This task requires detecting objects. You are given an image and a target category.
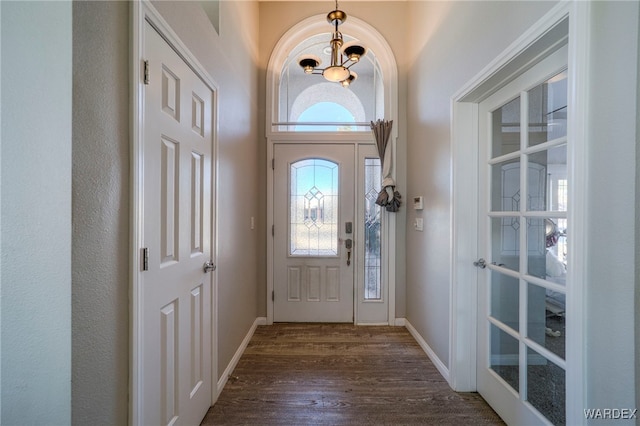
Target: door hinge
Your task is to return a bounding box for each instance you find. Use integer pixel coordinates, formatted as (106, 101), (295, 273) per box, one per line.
(271, 158), (275, 170)
(272, 291), (274, 301)
(143, 60), (150, 85)
(272, 225), (274, 236)
(142, 247), (149, 271)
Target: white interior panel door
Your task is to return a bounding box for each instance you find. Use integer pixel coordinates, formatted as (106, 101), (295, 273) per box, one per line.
(141, 21), (213, 426)
(273, 144), (355, 322)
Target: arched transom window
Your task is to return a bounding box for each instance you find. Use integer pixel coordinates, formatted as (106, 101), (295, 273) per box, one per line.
(277, 33), (384, 132)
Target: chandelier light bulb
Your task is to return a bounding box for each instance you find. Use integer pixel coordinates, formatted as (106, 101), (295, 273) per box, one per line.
(298, 55), (321, 75)
(342, 43), (366, 63)
(323, 66), (350, 82)
(341, 71), (357, 87)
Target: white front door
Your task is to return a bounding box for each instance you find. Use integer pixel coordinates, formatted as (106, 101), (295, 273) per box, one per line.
(476, 45), (568, 425)
(141, 21), (214, 426)
(273, 144), (355, 322)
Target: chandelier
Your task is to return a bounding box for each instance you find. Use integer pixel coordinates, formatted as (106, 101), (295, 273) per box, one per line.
(297, 0), (367, 88)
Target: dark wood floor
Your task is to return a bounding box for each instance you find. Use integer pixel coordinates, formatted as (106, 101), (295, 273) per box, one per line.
(202, 323), (504, 425)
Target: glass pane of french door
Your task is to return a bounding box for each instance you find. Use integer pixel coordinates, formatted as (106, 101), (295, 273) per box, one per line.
(478, 61), (568, 425)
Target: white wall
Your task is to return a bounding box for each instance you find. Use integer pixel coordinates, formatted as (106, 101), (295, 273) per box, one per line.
(585, 1), (638, 413)
(406, 0), (558, 369)
(1, 1), (72, 424)
(636, 1), (640, 412)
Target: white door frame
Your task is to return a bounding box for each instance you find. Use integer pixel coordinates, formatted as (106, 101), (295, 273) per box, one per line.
(450, 2), (589, 424)
(130, 2), (220, 424)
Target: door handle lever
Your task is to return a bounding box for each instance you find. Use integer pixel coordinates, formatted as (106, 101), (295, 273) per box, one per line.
(203, 260), (216, 273)
(473, 258), (487, 269)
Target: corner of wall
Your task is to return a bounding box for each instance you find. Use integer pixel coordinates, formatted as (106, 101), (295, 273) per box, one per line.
(217, 317), (264, 395)
(635, 1), (640, 414)
(404, 320), (450, 386)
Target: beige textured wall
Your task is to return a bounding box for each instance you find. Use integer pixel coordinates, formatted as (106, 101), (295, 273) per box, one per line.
(258, 1), (408, 318)
(72, 2), (130, 424)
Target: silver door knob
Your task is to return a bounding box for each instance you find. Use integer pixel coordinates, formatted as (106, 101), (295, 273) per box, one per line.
(473, 258), (487, 269)
(203, 260), (216, 273)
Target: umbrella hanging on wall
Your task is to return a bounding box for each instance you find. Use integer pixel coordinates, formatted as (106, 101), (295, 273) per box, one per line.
(371, 119), (402, 212)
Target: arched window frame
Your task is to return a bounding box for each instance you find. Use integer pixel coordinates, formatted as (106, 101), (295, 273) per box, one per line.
(266, 13), (398, 138)
(266, 13), (399, 326)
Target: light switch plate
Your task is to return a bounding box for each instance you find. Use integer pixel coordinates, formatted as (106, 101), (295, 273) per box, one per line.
(414, 218), (424, 231)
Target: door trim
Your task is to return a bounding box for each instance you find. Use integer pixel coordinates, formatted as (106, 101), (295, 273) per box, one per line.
(450, 2), (589, 424)
(130, 2), (220, 424)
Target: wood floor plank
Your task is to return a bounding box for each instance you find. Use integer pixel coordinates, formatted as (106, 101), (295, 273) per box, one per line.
(201, 324), (504, 425)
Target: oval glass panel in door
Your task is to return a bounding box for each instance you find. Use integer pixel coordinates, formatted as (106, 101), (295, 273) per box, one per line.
(290, 158), (339, 256)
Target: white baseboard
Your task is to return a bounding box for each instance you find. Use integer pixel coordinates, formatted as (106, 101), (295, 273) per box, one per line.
(404, 320), (451, 384)
(217, 317), (265, 394)
(355, 318), (404, 326)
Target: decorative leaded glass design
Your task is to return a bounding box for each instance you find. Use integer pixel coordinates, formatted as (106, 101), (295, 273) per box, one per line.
(364, 158), (382, 300)
(290, 159), (339, 256)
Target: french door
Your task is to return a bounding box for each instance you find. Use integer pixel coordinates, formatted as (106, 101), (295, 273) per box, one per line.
(273, 144), (355, 322)
(476, 45), (569, 425)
